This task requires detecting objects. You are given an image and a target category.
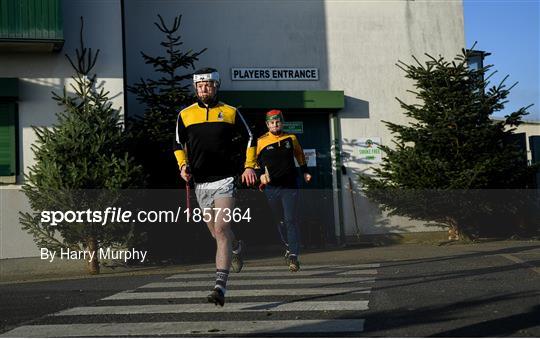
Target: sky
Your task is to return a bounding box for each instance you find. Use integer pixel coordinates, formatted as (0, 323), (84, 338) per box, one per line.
(463, 0), (539, 121)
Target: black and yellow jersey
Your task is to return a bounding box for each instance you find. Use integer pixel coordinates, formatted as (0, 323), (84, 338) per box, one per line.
(174, 99), (256, 183)
(256, 132), (308, 188)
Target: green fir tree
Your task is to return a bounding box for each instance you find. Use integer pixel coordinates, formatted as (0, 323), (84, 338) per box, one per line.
(20, 18), (143, 274)
(360, 48), (536, 240)
(127, 14), (206, 187)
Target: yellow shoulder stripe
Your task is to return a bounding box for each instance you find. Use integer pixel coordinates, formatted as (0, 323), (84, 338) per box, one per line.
(180, 103), (236, 126)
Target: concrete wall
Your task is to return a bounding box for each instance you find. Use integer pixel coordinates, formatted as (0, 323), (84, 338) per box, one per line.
(124, 0), (330, 116)
(326, 1), (465, 236)
(327, 4), (536, 234)
(0, 188), (38, 258)
(123, 0), (464, 237)
(0, 0), (124, 182)
(1, 0), (468, 258)
(0, 0), (124, 259)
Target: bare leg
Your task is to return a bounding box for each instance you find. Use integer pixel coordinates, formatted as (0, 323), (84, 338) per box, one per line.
(206, 218), (216, 239)
(213, 197), (235, 270)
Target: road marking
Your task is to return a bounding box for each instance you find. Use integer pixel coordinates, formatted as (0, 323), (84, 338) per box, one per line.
(104, 287), (371, 300)
(142, 277), (374, 288)
(499, 254), (540, 275)
(2, 262), (380, 337)
(167, 269), (378, 279)
(186, 263), (381, 272)
(55, 300), (369, 316)
(0, 319), (366, 337)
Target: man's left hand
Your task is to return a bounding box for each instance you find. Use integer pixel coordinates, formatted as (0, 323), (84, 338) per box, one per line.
(304, 173), (312, 183)
(242, 168), (257, 186)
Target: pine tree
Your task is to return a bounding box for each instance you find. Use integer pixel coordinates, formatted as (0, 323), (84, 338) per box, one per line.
(360, 48), (536, 240)
(127, 14), (206, 187)
(20, 17), (143, 274)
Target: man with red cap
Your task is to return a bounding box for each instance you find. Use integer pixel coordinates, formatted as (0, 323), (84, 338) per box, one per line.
(256, 109), (311, 271)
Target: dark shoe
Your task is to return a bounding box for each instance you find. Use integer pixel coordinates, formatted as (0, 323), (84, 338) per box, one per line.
(284, 249), (291, 265)
(289, 255), (300, 272)
(207, 288), (225, 307)
(231, 240), (244, 273)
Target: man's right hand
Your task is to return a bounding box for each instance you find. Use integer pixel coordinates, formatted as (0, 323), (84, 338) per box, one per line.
(180, 165), (192, 182)
(258, 174), (269, 191)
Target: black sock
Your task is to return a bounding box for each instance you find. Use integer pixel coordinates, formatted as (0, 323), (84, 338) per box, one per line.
(215, 269), (229, 295)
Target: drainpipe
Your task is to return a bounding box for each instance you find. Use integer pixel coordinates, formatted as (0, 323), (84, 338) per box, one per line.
(120, 0), (128, 121)
(331, 112), (346, 246)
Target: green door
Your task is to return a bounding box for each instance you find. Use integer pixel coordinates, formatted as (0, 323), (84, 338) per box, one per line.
(290, 112), (335, 247)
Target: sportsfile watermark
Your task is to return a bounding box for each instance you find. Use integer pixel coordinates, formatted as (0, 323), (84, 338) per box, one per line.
(40, 206), (252, 225)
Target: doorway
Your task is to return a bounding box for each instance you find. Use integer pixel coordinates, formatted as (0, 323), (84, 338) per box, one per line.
(245, 109), (336, 248)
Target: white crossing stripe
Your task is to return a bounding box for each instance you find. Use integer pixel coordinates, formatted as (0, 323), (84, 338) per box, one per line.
(186, 263), (380, 272)
(55, 300), (369, 316)
(142, 277), (374, 288)
(104, 287), (371, 300)
(167, 269), (378, 279)
(0, 319), (366, 337)
(2, 263), (380, 337)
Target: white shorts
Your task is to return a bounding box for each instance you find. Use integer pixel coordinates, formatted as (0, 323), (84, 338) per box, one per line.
(194, 176), (235, 209)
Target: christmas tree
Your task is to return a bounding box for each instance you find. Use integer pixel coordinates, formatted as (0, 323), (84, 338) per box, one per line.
(127, 14), (206, 187)
(20, 18), (143, 274)
(360, 48), (536, 240)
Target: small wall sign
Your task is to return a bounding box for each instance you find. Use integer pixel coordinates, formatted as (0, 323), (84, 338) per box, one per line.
(231, 68), (319, 81)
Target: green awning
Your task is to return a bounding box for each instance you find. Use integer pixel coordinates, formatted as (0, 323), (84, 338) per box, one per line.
(0, 0), (64, 52)
(220, 91), (344, 110)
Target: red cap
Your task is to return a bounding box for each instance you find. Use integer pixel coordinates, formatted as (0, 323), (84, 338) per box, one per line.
(266, 109), (283, 121)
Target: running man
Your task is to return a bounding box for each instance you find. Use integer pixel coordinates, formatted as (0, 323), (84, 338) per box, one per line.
(256, 109), (311, 272)
(174, 68), (257, 306)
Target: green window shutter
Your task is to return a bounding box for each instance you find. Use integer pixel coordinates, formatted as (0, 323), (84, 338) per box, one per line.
(0, 102), (17, 176)
(0, 0), (64, 52)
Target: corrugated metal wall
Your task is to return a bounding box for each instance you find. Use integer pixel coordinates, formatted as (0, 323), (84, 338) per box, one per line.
(0, 0), (62, 40)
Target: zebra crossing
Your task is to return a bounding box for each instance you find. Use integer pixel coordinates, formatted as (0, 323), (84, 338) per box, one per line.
(1, 263), (380, 337)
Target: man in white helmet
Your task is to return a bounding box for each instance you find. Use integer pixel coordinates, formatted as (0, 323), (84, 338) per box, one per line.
(174, 68), (257, 306)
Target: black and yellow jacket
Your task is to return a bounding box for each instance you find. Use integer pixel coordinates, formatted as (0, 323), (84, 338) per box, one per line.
(256, 132), (309, 188)
(174, 99), (256, 183)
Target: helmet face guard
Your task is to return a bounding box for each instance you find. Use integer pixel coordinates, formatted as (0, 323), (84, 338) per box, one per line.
(193, 70), (220, 87)
(193, 68), (220, 103)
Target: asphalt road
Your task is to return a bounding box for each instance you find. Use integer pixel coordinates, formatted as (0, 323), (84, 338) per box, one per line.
(1, 241), (539, 337)
(363, 244), (540, 337)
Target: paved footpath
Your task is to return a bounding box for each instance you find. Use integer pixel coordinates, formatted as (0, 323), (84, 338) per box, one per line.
(1, 263), (380, 337)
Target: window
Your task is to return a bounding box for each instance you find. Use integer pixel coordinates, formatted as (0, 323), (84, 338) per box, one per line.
(0, 78), (18, 183)
(466, 49), (491, 72)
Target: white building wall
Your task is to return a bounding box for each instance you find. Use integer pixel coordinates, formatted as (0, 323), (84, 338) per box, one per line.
(124, 0), (465, 236)
(0, 0), (124, 258)
(124, 0), (331, 116)
(0, 0), (124, 181)
(1, 0), (468, 258)
(324, 1), (465, 235)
